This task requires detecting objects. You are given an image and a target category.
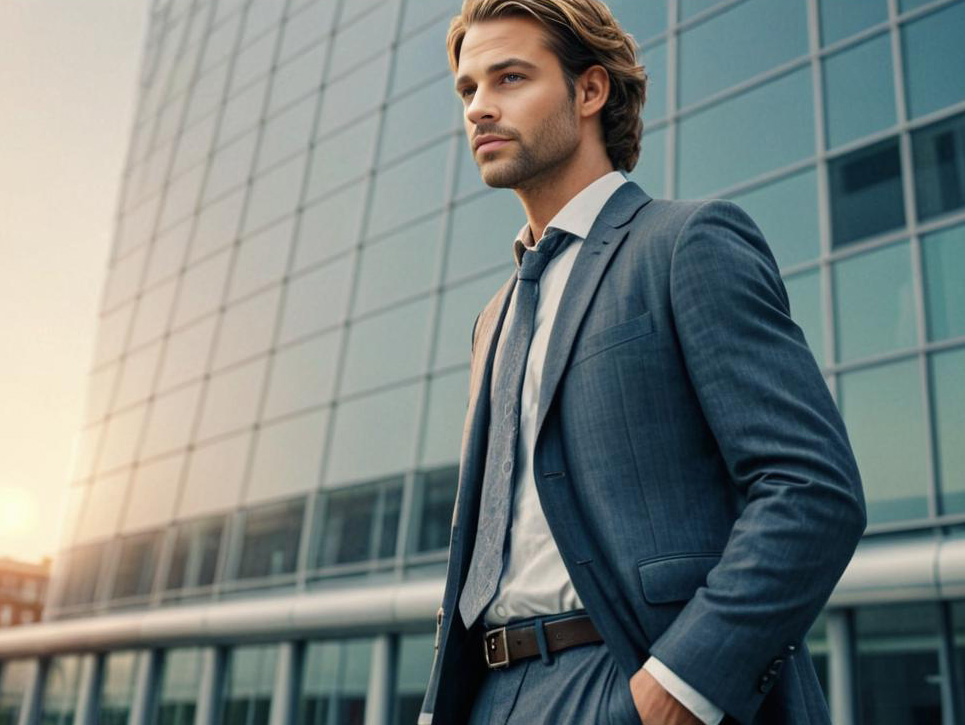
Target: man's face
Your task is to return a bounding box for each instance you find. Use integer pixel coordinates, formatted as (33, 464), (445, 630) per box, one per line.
(454, 17), (580, 189)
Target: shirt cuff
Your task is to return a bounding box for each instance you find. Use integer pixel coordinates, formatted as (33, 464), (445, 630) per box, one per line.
(643, 656), (725, 725)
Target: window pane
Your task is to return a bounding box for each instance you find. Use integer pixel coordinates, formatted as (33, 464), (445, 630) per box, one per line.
(41, 656), (82, 725)
(912, 110), (965, 224)
(444, 192), (524, 284)
(421, 369), (470, 468)
(819, 0), (887, 46)
(298, 640), (371, 725)
(784, 270), (825, 366)
(609, 0), (667, 42)
(0, 660), (36, 725)
(678, 0), (808, 108)
(823, 33), (896, 149)
(391, 15), (449, 99)
(640, 41), (666, 121)
(922, 221), (965, 340)
(368, 140), (450, 239)
(833, 241), (916, 362)
(246, 409), (329, 505)
(394, 634), (434, 725)
(729, 168), (820, 268)
(58, 544), (105, 609)
(855, 603), (942, 724)
(627, 125), (665, 199)
(279, 256), (354, 345)
(828, 137), (905, 248)
(416, 467), (458, 554)
(340, 298), (433, 397)
(434, 267), (512, 371)
(295, 181), (366, 271)
(804, 612), (829, 701)
(838, 358), (930, 524)
(677, 67), (813, 198)
(112, 531), (161, 600)
(315, 478), (402, 569)
(379, 76), (458, 167)
(99, 652), (138, 725)
(220, 646), (277, 725)
(235, 498), (305, 580)
(326, 384), (421, 486)
(931, 347), (965, 514)
(902, 1), (965, 119)
(166, 515), (225, 591)
(264, 330), (342, 420)
(155, 649), (202, 725)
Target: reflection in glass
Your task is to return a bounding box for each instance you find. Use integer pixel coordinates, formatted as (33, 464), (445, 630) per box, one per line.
(58, 544), (105, 609)
(912, 110), (965, 224)
(298, 640), (372, 725)
(901, 1), (965, 119)
(677, 67), (813, 199)
(838, 358), (929, 524)
(166, 515), (225, 592)
(855, 603), (942, 724)
(99, 652), (138, 725)
(235, 498), (305, 580)
(822, 33), (895, 149)
(930, 348), (965, 514)
(828, 137), (905, 247)
(155, 649), (202, 725)
(220, 646), (277, 725)
(678, 0), (807, 108)
(833, 241), (916, 362)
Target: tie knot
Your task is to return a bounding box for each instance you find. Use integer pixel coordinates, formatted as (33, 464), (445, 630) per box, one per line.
(517, 230), (573, 281)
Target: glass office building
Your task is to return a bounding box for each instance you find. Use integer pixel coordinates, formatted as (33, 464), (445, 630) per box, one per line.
(0, 0), (964, 722)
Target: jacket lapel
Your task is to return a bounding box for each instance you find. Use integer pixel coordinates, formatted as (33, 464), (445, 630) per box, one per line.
(534, 182), (653, 447)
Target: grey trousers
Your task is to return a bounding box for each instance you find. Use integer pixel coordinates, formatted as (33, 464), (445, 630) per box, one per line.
(467, 613), (641, 725)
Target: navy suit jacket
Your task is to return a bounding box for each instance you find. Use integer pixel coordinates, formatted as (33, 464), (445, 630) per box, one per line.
(419, 181), (866, 724)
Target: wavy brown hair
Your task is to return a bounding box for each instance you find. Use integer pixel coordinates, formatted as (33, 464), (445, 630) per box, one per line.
(446, 0), (648, 172)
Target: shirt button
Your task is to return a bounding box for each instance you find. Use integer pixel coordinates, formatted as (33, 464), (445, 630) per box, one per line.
(495, 605), (507, 617)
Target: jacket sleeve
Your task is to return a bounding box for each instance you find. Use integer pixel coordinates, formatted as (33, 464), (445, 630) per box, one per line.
(648, 199), (867, 723)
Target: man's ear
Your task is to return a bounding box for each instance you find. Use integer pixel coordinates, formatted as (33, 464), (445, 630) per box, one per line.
(578, 65), (610, 118)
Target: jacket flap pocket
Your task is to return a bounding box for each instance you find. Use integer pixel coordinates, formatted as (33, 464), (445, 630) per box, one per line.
(637, 553), (721, 605)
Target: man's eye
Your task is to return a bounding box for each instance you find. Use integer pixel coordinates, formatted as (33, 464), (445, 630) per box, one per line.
(459, 73), (525, 98)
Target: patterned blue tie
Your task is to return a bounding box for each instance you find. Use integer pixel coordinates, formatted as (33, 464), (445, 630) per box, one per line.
(458, 229), (575, 630)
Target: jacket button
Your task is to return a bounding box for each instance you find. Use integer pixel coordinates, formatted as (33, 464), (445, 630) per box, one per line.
(785, 643), (797, 654)
(768, 658), (784, 675)
(758, 674), (774, 694)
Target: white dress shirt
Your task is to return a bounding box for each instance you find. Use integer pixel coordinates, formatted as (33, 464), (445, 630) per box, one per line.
(480, 170), (724, 725)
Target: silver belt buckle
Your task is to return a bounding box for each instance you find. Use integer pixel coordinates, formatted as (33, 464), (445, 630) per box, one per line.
(484, 626), (510, 669)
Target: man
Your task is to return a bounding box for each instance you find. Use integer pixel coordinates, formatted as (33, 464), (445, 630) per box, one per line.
(419, 1), (866, 723)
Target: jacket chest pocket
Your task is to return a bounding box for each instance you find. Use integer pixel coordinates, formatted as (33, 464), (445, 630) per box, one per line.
(569, 311), (654, 370)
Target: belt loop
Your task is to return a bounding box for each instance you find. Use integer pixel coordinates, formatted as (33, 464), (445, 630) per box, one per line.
(534, 616), (553, 666)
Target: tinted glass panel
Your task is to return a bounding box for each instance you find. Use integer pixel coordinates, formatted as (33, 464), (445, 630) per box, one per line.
(393, 634), (434, 725)
(833, 241), (917, 362)
(421, 369), (470, 468)
(166, 515), (225, 591)
(819, 0), (887, 46)
(220, 646), (277, 725)
(823, 33), (896, 149)
(628, 125), (665, 199)
(368, 140), (450, 239)
(678, 0), (808, 108)
(58, 544), (105, 609)
(828, 137), (905, 247)
(235, 498), (305, 579)
(678, 67), (813, 198)
(902, 1), (965, 119)
(912, 110), (965, 223)
(40, 656), (82, 725)
(609, 0), (667, 42)
(444, 192), (524, 284)
(839, 358), (930, 524)
(931, 347), (965, 514)
(416, 467), (458, 553)
(729, 168), (820, 268)
(0, 660), (36, 725)
(922, 221), (965, 341)
(315, 478), (403, 568)
(155, 649), (202, 725)
(855, 603), (942, 724)
(112, 531), (161, 600)
(784, 270), (825, 366)
(298, 640), (371, 725)
(99, 652), (138, 725)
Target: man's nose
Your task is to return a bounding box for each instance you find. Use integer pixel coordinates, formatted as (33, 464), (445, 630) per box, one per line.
(465, 89), (498, 125)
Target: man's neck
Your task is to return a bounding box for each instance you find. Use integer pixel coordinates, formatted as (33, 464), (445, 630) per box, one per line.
(516, 153), (615, 245)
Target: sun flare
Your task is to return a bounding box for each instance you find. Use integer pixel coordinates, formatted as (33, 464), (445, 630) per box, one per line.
(0, 486), (41, 539)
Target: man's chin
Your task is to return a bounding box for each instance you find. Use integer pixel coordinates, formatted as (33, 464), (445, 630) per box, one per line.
(479, 163), (527, 189)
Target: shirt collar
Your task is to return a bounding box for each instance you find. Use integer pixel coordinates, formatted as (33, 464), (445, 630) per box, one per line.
(512, 170), (628, 268)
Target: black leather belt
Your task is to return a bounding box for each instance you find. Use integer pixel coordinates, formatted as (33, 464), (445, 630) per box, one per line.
(482, 613), (603, 669)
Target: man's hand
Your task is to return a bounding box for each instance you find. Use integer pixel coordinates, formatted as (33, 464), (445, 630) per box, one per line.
(628, 665), (702, 725)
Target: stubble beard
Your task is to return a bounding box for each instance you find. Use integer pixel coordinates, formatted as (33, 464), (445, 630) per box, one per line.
(477, 93), (580, 191)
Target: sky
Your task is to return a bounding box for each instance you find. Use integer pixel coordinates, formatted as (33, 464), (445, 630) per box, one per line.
(0, 1), (149, 562)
